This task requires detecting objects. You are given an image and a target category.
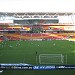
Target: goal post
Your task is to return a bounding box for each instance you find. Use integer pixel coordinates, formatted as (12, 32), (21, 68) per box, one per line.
(39, 54), (64, 64)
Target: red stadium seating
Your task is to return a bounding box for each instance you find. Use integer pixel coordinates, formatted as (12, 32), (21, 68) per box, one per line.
(0, 27), (4, 30)
(3, 32), (75, 41)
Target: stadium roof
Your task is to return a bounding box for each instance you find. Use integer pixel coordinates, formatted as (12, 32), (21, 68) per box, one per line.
(0, 12), (75, 16)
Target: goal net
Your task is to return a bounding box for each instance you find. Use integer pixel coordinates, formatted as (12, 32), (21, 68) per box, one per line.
(39, 54), (64, 64)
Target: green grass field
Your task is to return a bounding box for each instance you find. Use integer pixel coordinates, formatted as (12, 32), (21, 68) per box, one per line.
(0, 40), (75, 75)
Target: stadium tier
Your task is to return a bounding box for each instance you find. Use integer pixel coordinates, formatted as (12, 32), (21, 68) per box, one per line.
(1, 33), (75, 41)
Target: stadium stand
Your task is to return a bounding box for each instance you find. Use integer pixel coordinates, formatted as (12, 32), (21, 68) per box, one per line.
(3, 32), (74, 40)
(0, 27), (3, 31)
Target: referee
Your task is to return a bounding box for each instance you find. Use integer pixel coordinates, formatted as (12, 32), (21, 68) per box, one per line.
(36, 51), (38, 65)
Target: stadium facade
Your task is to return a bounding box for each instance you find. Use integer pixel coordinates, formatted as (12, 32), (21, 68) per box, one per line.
(0, 12), (75, 41)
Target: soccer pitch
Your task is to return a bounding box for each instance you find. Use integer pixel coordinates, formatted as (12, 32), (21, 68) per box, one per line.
(0, 40), (75, 75)
(0, 40), (75, 65)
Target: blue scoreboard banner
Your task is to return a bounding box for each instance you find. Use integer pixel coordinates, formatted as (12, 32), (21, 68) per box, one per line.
(33, 66), (55, 70)
(0, 64), (75, 70)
